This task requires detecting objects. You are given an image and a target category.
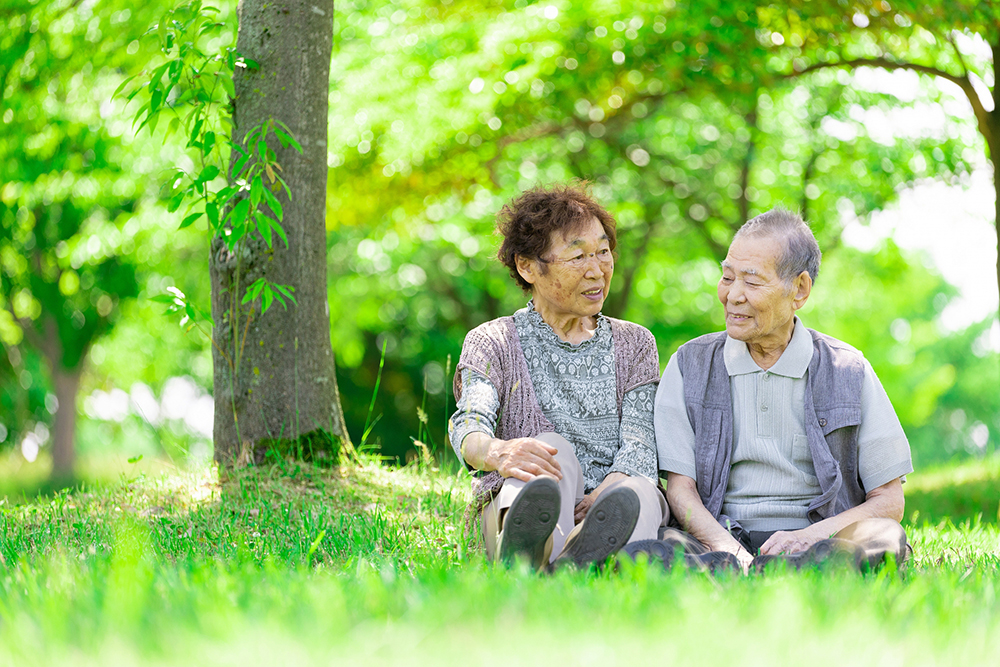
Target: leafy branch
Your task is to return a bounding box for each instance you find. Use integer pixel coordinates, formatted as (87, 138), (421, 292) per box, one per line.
(118, 0), (301, 345)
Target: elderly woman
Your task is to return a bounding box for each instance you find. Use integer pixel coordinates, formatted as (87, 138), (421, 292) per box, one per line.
(450, 184), (669, 569)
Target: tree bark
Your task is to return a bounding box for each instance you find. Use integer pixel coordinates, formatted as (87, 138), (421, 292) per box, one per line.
(211, 0), (350, 464)
(50, 365), (81, 478)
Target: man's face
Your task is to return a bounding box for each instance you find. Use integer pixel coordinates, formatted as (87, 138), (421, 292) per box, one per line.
(717, 234), (803, 350)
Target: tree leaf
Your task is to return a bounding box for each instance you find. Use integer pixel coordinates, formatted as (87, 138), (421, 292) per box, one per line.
(206, 201), (220, 228)
(113, 74), (138, 100)
(274, 121), (302, 152)
(167, 192), (186, 213)
(232, 148), (251, 176)
(203, 131), (216, 155)
(198, 165), (221, 184)
(180, 212), (202, 229)
(270, 217), (289, 248)
(262, 285), (273, 313)
(230, 198), (250, 230)
(263, 187), (283, 221)
(189, 118), (204, 147)
(255, 212), (273, 248)
(250, 176), (263, 207)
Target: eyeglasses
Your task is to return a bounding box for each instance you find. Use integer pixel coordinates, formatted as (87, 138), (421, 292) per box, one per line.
(538, 247), (614, 270)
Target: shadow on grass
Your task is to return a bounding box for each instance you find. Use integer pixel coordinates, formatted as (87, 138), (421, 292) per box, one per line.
(905, 477), (1000, 527)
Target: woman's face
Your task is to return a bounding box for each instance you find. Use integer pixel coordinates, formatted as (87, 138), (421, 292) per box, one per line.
(516, 216), (614, 323)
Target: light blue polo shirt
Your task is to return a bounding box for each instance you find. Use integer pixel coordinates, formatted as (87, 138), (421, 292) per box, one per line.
(655, 318), (913, 532)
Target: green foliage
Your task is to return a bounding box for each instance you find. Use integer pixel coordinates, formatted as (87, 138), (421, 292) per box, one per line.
(120, 0), (300, 327)
(0, 0), (175, 459)
(325, 0), (991, 464)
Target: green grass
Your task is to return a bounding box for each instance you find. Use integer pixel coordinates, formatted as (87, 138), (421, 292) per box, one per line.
(0, 454), (998, 666)
(904, 454), (1000, 526)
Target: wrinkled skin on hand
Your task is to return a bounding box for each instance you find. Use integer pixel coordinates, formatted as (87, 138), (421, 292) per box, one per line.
(734, 547), (754, 574)
(485, 437), (562, 483)
(759, 524), (831, 556)
(573, 492), (596, 524)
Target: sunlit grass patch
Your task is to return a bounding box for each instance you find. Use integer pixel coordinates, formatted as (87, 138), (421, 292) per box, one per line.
(0, 456), (997, 666)
(904, 453), (1000, 526)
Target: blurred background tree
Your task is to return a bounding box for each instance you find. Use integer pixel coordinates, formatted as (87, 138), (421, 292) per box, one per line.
(326, 0), (997, 468)
(0, 0), (995, 483)
(0, 0), (210, 482)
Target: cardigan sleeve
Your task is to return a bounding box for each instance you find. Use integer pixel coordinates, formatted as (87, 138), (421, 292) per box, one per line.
(613, 319), (661, 395)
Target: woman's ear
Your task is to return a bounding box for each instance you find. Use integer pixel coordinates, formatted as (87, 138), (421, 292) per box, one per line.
(515, 254), (537, 286)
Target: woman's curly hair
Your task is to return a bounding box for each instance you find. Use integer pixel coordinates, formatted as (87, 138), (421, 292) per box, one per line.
(495, 182), (617, 292)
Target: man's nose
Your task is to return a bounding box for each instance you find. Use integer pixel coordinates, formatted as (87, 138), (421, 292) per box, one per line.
(728, 282), (746, 303)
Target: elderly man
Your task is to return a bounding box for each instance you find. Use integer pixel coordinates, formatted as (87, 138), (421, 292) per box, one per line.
(650, 209), (912, 572)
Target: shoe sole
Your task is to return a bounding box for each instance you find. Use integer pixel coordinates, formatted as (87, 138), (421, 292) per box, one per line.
(622, 539), (741, 574)
(497, 477), (560, 569)
(752, 538), (865, 573)
(558, 486), (639, 568)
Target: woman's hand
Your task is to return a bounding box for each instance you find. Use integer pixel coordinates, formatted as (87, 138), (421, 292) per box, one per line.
(483, 436), (562, 482)
(573, 493), (596, 523)
(572, 472), (627, 523)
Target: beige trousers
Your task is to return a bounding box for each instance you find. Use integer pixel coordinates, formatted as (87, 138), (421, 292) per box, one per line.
(482, 432), (669, 563)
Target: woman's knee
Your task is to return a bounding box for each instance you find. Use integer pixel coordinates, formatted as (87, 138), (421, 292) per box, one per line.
(533, 432), (578, 464)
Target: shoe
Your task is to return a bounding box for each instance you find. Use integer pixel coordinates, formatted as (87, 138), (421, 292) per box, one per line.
(497, 477), (560, 569)
(751, 538), (866, 573)
(555, 486), (639, 569)
(621, 539), (742, 574)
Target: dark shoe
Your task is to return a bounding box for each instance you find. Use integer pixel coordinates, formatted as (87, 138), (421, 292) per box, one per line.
(622, 539), (741, 574)
(556, 486), (639, 568)
(497, 477), (560, 570)
(751, 538), (866, 574)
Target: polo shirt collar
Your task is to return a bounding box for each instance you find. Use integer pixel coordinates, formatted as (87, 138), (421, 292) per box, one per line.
(723, 317), (813, 378)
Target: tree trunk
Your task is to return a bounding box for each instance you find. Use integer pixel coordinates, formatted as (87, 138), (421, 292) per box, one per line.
(51, 365), (80, 479)
(210, 0), (350, 464)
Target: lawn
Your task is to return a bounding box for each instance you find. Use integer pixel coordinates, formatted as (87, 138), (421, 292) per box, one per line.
(0, 453), (997, 666)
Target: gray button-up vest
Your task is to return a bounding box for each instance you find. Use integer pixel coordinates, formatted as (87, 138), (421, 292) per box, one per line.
(675, 328), (867, 530)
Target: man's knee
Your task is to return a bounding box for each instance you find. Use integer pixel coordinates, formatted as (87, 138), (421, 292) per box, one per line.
(837, 517), (906, 544)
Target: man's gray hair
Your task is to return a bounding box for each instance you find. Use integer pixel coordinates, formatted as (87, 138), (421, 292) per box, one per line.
(734, 208), (821, 284)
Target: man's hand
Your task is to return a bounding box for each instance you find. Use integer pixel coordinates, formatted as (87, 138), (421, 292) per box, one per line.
(733, 546), (754, 574)
(483, 436), (562, 482)
(759, 524), (830, 556)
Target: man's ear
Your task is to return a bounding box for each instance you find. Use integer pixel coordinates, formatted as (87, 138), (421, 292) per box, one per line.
(791, 271), (812, 310)
(515, 254), (537, 286)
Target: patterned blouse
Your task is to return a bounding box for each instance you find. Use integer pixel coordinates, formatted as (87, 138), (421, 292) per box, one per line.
(450, 302), (657, 493)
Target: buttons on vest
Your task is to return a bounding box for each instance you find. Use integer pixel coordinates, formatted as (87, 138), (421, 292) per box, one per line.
(819, 418), (827, 427)
(760, 405), (768, 412)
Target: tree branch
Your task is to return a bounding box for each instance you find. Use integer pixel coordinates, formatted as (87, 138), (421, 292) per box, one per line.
(789, 57), (993, 148)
